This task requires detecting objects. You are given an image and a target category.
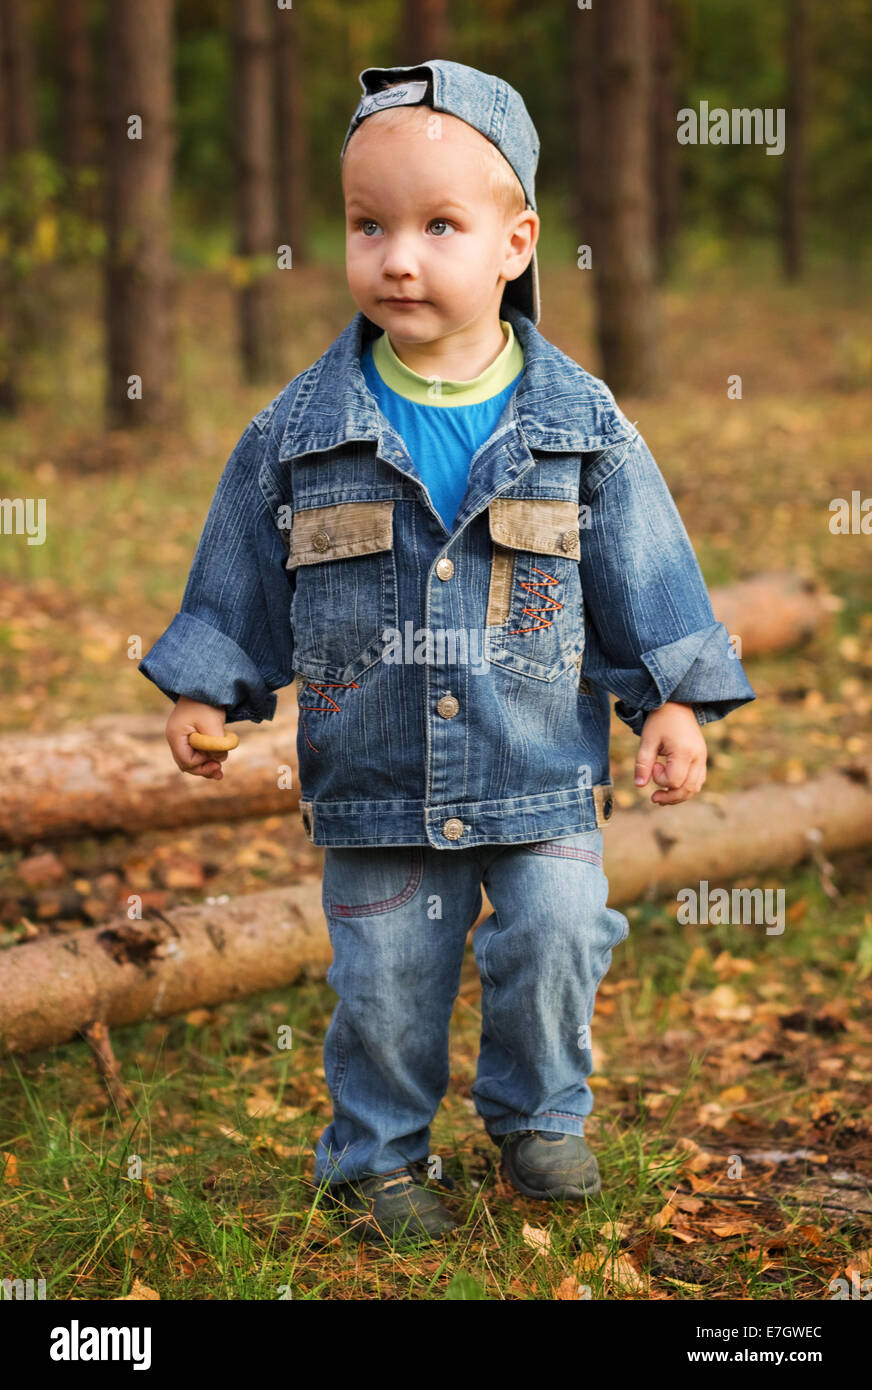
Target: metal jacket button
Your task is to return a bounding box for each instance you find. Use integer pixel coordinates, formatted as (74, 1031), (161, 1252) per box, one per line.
(561, 531), (579, 554)
(437, 693), (459, 718)
(442, 818), (464, 840)
(435, 557), (454, 580)
(311, 530), (331, 551)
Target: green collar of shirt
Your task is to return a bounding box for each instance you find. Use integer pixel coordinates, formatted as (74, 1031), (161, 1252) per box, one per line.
(371, 318), (524, 406)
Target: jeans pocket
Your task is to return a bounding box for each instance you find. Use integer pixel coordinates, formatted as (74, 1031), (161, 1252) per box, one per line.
(522, 828), (604, 866)
(323, 845), (424, 918)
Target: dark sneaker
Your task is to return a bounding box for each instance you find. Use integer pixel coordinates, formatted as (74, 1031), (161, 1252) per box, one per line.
(325, 1164), (457, 1246)
(495, 1130), (602, 1200)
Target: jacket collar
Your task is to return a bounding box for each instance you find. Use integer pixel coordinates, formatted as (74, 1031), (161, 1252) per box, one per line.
(278, 302), (634, 462)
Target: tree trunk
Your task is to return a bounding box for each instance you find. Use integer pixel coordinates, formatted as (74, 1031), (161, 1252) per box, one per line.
(782, 0), (807, 280)
(58, 0), (96, 176)
(650, 0), (680, 282)
(401, 0), (449, 61)
(570, 0), (599, 259)
(104, 0), (176, 427)
(274, 4), (307, 266)
(0, 3), (4, 176)
(0, 0), (36, 153)
(591, 0), (658, 394)
(3, 757), (871, 1053)
(232, 0), (278, 382)
(0, 0), (38, 415)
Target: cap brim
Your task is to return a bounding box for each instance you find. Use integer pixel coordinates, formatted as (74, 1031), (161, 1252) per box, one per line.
(501, 248), (540, 325)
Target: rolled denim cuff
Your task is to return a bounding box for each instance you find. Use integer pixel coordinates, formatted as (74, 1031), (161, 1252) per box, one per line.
(603, 620), (757, 735)
(138, 611), (279, 725)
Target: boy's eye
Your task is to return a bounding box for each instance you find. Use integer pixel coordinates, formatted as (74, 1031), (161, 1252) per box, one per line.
(359, 220), (382, 236)
(428, 219), (454, 237)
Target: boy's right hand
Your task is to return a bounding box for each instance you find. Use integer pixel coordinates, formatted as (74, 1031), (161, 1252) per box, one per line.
(167, 697), (231, 780)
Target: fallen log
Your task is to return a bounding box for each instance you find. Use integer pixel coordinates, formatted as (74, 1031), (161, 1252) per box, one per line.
(0, 880), (329, 1053)
(709, 571), (836, 657)
(0, 710), (300, 846)
(0, 573), (835, 847)
(2, 759), (870, 1054)
(603, 757), (872, 904)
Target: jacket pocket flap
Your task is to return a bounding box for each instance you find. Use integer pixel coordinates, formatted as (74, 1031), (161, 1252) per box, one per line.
(286, 499), (395, 570)
(488, 497), (580, 558)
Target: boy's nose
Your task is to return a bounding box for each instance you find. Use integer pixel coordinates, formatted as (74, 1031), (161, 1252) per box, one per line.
(380, 236), (420, 279)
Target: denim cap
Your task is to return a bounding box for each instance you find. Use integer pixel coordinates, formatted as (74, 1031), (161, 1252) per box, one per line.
(340, 58), (541, 324)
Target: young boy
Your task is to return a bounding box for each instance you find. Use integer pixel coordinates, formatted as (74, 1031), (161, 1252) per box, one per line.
(139, 60), (756, 1247)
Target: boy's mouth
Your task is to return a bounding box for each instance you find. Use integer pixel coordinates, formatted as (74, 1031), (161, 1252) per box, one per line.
(380, 296), (427, 305)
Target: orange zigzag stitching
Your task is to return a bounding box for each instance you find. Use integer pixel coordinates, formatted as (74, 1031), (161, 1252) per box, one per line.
(298, 679), (360, 753)
(508, 565), (563, 633)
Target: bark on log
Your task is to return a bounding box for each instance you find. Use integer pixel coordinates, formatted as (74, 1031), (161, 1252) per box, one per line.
(0, 573), (835, 847)
(709, 571), (835, 657)
(0, 710), (300, 846)
(602, 757), (872, 905)
(1, 879), (329, 1053)
(2, 760), (870, 1054)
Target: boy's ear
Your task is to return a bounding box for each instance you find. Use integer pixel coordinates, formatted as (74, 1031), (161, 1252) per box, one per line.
(522, 209), (540, 252)
(503, 209), (539, 281)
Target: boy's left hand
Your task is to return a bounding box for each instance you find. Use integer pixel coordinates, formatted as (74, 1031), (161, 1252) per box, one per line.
(634, 701), (707, 806)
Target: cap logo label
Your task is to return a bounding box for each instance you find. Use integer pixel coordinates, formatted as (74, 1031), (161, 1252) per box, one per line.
(357, 80), (428, 119)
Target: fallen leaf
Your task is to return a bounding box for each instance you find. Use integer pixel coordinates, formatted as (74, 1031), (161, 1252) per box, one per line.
(674, 1137), (721, 1171)
(115, 1278), (160, 1301)
(598, 1218), (632, 1240)
(522, 1222), (552, 1254)
(607, 1253), (646, 1293)
(696, 1102), (732, 1130)
(671, 1194), (705, 1215)
(709, 1222), (753, 1239)
(719, 1084), (748, 1106)
(554, 1276), (587, 1300)
(245, 1088), (278, 1118)
(185, 1009), (214, 1026)
(845, 1248), (872, 1275)
(649, 1202), (677, 1230)
(712, 952), (755, 979)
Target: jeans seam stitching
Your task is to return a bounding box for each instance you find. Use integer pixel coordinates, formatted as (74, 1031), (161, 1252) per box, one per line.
(325, 847), (424, 916)
(526, 843), (602, 865)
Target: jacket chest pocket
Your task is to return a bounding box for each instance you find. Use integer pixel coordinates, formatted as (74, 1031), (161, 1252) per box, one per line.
(286, 499), (398, 683)
(484, 496), (585, 681)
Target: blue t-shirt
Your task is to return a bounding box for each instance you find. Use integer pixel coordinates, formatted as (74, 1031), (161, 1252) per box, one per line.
(360, 320), (524, 531)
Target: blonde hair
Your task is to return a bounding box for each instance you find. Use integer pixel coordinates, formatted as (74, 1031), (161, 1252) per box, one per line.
(344, 100), (527, 224)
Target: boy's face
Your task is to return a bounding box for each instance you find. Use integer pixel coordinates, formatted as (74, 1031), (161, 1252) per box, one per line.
(342, 111), (537, 346)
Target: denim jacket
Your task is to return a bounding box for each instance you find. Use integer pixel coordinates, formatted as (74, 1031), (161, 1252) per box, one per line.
(138, 302), (756, 849)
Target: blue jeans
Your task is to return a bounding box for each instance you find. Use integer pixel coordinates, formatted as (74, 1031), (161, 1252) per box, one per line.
(313, 829), (629, 1185)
